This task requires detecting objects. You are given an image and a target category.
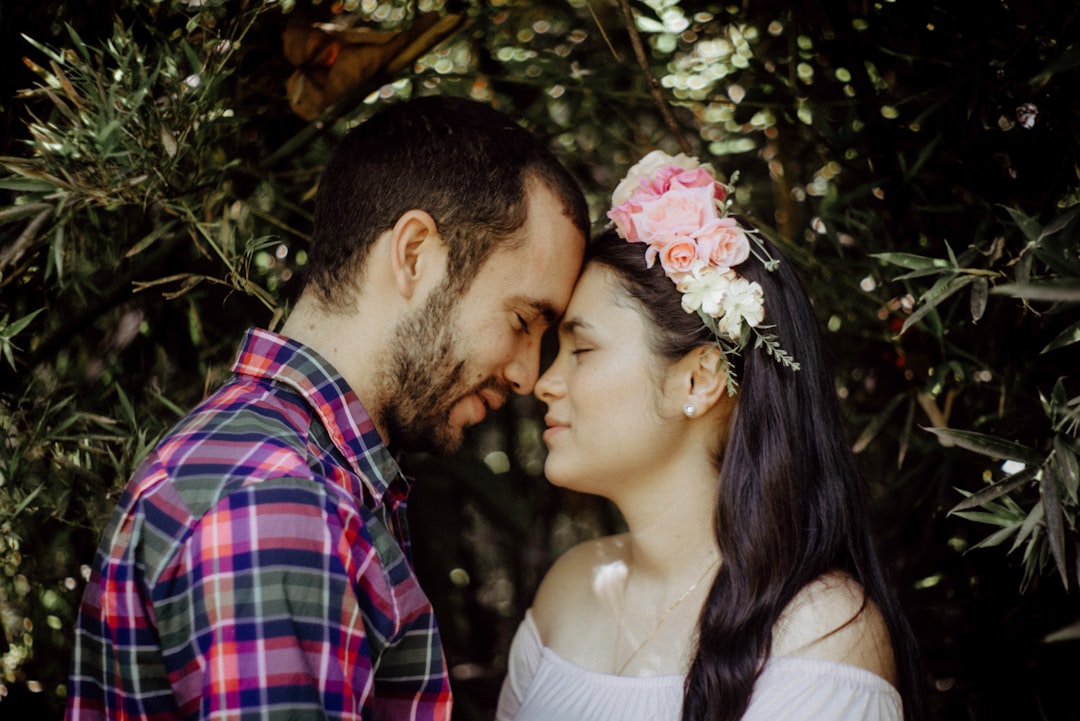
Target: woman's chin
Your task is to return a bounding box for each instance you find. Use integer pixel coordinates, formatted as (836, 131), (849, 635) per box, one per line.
(542, 463), (574, 489)
(542, 464), (605, 498)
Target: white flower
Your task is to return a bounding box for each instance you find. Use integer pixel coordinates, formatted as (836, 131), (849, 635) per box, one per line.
(677, 263), (734, 317)
(611, 150), (701, 207)
(716, 277), (765, 338)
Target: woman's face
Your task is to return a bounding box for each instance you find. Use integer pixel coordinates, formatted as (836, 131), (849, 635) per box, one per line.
(535, 263), (685, 497)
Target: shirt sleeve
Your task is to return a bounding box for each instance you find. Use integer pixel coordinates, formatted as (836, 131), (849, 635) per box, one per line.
(150, 477), (383, 719)
(742, 657), (903, 721)
(496, 610), (544, 721)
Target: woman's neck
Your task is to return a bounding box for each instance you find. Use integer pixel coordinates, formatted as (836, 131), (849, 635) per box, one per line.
(614, 452), (720, 583)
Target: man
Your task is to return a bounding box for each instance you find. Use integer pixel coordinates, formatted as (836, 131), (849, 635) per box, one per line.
(66, 95), (589, 720)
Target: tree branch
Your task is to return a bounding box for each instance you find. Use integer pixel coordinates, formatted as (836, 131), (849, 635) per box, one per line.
(617, 0), (693, 155)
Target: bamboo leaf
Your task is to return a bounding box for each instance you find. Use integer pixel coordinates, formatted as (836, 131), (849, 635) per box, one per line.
(0, 177), (55, 192)
(115, 385), (136, 427)
(944, 239), (959, 268)
(1015, 249), (1033, 285)
(1019, 538), (1046, 593)
(1042, 321), (1080, 354)
(0, 308), (45, 339)
(923, 426), (1043, 464)
(899, 275), (977, 335)
(125, 221), (175, 258)
(970, 522), (1022, 550)
(852, 393), (907, 453)
(49, 223), (65, 280)
(10, 485), (46, 517)
(889, 266), (954, 282)
(1052, 378), (1068, 411)
(870, 252), (951, 271)
(951, 509), (1020, 527)
(160, 126), (178, 159)
(1043, 619), (1080, 644)
(1032, 246), (1080, 278)
(907, 135), (941, 179)
(898, 397), (916, 469)
(1032, 42), (1080, 83)
(1040, 379), (1068, 421)
(1057, 434), (1080, 457)
(1038, 206), (1079, 241)
(1010, 501), (1044, 554)
(1002, 205), (1043, 243)
(992, 281), (1080, 302)
(949, 466), (1040, 513)
(970, 276), (988, 322)
(921, 272), (970, 303)
(19, 33), (66, 65)
(0, 206), (53, 271)
(1053, 435), (1079, 503)
(151, 391), (187, 419)
(1042, 460), (1069, 590)
(64, 22), (91, 61)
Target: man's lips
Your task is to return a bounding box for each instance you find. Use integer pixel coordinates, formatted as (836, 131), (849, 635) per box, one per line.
(478, 389), (507, 412)
(458, 388), (509, 427)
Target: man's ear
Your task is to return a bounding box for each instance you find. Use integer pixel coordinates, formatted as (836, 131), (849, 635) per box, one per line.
(677, 345), (731, 417)
(389, 209), (447, 299)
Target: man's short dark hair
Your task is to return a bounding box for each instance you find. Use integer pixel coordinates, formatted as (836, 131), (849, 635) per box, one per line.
(307, 95), (590, 306)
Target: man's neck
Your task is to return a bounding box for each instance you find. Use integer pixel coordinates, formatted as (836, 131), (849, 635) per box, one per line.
(279, 292), (392, 439)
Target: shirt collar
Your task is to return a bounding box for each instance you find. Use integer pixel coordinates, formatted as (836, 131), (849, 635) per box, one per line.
(232, 327), (405, 502)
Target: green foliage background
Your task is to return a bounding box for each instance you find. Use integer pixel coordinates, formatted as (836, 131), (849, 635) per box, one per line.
(1, 1), (1078, 719)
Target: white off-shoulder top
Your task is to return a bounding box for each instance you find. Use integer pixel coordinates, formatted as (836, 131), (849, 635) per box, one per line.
(497, 611), (903, 721)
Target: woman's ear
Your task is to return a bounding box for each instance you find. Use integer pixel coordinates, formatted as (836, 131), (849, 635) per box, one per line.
(389, 209), (448, 299)
(677, 345), (731, 418)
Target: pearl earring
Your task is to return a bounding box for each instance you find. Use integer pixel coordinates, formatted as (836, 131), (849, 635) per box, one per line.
(684, 404), (696, 418)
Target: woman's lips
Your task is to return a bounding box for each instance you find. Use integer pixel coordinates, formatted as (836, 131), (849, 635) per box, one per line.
(542, 417), (567, 442)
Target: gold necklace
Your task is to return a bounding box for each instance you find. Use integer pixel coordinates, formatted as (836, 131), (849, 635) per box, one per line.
(612, 556), (720, 675)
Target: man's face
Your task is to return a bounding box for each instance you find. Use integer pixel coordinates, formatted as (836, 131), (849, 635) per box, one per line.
(379, 181), (586, 454)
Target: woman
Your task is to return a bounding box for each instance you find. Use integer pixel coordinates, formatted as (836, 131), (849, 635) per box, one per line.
(496, 152), (922, 721)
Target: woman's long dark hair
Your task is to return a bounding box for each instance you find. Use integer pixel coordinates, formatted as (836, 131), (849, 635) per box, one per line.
(587, 228), (923, 721)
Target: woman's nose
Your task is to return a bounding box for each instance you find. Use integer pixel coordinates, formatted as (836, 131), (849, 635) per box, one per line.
(534, 354), (566, 402)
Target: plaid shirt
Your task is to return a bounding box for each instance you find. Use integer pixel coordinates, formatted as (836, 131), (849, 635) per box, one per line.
(67, 328), (452, 721)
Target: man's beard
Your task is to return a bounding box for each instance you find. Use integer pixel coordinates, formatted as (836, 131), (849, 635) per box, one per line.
(377, 281), (510, 454)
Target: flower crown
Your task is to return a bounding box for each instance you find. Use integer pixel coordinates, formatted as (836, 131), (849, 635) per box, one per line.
(607, 150), (799, 394)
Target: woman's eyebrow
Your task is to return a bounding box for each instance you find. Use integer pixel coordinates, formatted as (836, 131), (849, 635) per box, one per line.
(560, 317), (593, 335)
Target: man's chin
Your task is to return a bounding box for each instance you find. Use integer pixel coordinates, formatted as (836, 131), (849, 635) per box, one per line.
(393, 422), (464, 456)
(423, 427), (465, 455)
(384, 400), (475, 455)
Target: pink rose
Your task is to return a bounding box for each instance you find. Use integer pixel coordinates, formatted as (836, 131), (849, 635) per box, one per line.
(607, 200), (645, 244)
(695, 217), (750, 269)
(667, 167), (728, 202)
(611, 151), (701, 206)
(636, 167), (728, 204)
(647, 235), (699, 277)
(638, 167), (677, 198)
(634, 185), (718, 240)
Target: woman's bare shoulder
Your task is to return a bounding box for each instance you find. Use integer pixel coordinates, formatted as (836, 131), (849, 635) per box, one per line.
(531, 534), (628, 639)
(771, 571), (897, 685)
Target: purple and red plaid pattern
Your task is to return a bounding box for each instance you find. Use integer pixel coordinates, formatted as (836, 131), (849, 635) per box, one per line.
(67, 328), (452, 721)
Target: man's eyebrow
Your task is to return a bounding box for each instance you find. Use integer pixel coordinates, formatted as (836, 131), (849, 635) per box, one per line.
(519, 297), (558, 325)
